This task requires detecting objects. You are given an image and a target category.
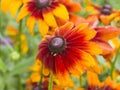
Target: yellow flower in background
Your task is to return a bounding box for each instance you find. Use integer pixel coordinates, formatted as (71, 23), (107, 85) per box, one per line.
(6, 25), (28, 54)
(17, 0), (81, 36)
(1, 0), (28, 17)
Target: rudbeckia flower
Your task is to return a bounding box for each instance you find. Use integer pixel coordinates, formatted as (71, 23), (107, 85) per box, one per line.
(1, 0), (27, 17)
(76, 71), (120, 90)
(70, 14), (120, 56)
(36, 22), (102, 83)
(17, 0), (81, 36)
(84, 0), (120, 25)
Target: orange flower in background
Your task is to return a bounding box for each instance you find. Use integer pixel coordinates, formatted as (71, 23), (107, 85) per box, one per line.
(17, 0), (81, 36)
(84, 0), (120, 25)
(77, 71), (120, 90)
(36, 22), (102, 85)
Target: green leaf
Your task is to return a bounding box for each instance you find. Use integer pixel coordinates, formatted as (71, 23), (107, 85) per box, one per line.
(0, 58), (6, 73)
(108, 0), (120, 10)
(9, 57), (34, 76)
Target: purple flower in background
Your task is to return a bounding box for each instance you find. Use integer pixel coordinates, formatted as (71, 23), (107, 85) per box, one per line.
(0, 37), (13, 46)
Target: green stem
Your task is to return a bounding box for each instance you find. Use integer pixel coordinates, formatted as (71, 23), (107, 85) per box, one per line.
(39, 64), (43, 84)
(48, 72), (53, 90)
(110, 46), (120, 79)
(79, 76), (82, 87)
(18, 20), (23, 53)
(18, 20), (23, 90)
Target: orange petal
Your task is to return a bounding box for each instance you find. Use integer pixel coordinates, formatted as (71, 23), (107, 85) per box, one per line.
(65, 1), (82, 12)
(95, 26), (120, 40)
(80, 41), (102, 55)
(55, 22), (74, 36)
(87, 71), (101, 87)
(17, 4), (29, 22)
(38, 19), (49, 36)
(95, 41), (114, 55)
(86, 15), (99, 28)
(53, 4), (69, 20)
(26, 16), (36, 35)
(6, 26), (18, 35)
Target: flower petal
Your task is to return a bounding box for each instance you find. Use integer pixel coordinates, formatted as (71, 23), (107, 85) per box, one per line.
(42, 10), (57, 27)
(38, 19), (49, 36)
(17, 4), (29, 22)
(9, 0), (22, 17)
(95, 26), (120, 40)
(53, 4), (69, 20)
(26, 16), (36, 35)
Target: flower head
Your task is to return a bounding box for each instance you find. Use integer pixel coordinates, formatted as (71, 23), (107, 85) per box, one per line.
(17, 0), (81, 36)
(36, 22), (102, 81)
(84, 0), (120, 25)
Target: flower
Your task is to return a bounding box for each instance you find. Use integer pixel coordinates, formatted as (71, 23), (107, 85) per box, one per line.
(77, 72), (120, 90)
(36, 22), (102, 83)
(17, 0), (81, 36)
(76, 71), (120, 90)
(70, 14), (120, 56)
(84, 0), (120, 25)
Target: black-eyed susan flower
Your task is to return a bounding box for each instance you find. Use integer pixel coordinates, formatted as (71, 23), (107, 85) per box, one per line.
(76, 71), (120, 90)
(70, 15), (120, 57)
(17, 0), (81, 36)
(84, 0), (120, 25)
(36, 22), (102, 84)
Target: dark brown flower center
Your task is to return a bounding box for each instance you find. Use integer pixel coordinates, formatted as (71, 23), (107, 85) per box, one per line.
(103, 4), (112, 10)
(48, 36), (66, 55)
(101, 4), (112, 15)
(36, 0), (50, 9)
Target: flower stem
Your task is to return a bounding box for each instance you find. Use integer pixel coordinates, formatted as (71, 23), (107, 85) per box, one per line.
(79, 76), (82, 87)
(39, 64), (43, 84)
(48, 72), (53, 90)
(18, 20), (23, 53)
(110, 46), (120, 79)
(18, 20), (23, 90)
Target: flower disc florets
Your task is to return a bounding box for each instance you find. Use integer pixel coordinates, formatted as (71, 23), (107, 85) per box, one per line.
(36, 0), (50, 9)
(48, 36), (66, 55)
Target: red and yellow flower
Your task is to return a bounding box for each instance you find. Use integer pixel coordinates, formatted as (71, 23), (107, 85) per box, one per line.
(70, 14), (120, 58)
(84, 0), (120, 25)
(36, 22), (102, 84)
(17, 0), (81, 36)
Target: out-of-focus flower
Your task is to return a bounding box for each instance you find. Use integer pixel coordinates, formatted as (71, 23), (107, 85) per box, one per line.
(76, 71), (120, 90)
(84, 0), (120, 25)
(17, 0), (81, 36)
(6, 25), (28, 54)
(0, 0), (27, 17)
(0, 37), (13, 46)
(36, 22), (102, 85)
